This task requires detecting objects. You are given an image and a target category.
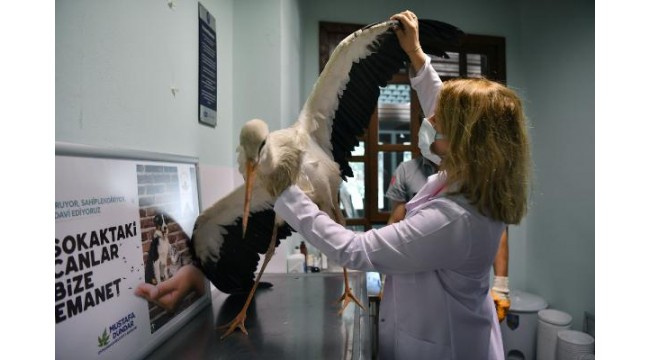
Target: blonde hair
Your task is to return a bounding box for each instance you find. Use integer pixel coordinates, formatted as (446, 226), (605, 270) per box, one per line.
(436, 78), (530, 224)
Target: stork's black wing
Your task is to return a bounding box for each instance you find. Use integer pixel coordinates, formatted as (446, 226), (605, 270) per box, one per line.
(190, 184), (293, 294)
(297, 19), (464, 179)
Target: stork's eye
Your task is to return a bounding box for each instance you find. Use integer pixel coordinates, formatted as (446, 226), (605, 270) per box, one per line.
(257, 138), (267, 156)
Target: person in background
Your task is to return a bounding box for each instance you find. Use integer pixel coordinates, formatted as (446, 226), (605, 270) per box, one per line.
(386, 116), (511, 322)
(492, 230), (510, 321)
(267, 10), (531, 359)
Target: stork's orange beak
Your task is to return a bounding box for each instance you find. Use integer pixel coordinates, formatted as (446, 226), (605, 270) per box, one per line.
(243, 160), (257, 238)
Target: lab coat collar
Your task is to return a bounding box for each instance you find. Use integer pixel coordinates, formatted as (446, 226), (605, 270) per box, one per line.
(405, 171), (448, 215)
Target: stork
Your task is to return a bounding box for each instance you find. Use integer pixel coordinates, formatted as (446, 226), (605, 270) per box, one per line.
(191, 17), (464, 339)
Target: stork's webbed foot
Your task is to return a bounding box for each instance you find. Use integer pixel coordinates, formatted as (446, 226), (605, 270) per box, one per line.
(217, 311), (249, 339)
(336, 286), (366, 315)
(336, 267), (366, 314)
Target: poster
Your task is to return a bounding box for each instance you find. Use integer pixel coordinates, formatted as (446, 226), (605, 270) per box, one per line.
(198, 2), (217, 127)
(55, 144), (209, 360)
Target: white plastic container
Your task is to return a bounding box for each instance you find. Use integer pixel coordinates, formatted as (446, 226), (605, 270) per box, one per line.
(556, 330), (594, 360)
(501, 290), (548, 359)
(287, 247), (305, 273)
(537, 309), (573, 360)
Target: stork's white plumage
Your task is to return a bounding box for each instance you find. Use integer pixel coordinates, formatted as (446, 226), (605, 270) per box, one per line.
(190, 18), (464, 339)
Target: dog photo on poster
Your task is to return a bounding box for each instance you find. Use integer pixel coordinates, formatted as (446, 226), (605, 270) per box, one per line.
(137, 163), (201, 333)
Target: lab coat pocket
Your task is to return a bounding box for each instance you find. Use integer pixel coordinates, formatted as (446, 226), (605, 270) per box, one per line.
(396, 329), (451, 359)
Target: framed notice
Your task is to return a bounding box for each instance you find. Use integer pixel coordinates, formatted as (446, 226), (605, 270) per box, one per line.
(55, 142), (210, 360)
(198, 2), (217, 127)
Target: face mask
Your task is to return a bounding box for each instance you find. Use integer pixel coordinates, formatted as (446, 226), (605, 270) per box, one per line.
(418, 118), (441, 165)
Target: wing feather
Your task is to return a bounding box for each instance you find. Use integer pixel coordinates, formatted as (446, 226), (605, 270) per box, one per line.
(190, 183), (293, 294)
(297, 18), (463, 179)
(297, 21), (395, 154)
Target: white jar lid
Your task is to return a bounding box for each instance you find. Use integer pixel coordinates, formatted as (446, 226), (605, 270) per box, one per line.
(538, 309), (573, 326)
(557, 329), (595, 345)
(509, 290), (548, 313)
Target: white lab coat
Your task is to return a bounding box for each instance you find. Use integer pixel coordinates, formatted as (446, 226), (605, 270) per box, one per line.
(410, 55), (443, 118)
(273, 57), (505, 360)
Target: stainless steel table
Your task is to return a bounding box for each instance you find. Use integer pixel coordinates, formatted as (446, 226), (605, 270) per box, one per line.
(144, 272), (371, 359)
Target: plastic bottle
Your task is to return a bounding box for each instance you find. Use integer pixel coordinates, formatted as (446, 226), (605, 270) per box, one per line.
(299, 241), (308, 272)
(287, 246), (305, 273)
(308, 254), (320, 273)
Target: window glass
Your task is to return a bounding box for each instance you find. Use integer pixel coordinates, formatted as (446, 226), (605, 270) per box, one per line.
(340, 162), (365, 218)
(351, 141), (365, 156)
(378, 151), (412, 213)
(467, 53), (487, 78)
(429, 52), (460, 77)
(345, 225), (366, 232)
(378, 84), (411, 145)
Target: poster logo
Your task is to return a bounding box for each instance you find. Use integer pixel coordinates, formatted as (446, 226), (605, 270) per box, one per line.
(97, 329), (110, 347)
(97, 312), (137, 355)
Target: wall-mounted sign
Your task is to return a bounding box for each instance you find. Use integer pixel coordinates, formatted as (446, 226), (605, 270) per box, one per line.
(198, 2), (217, 127)
(55, 143), (210, 360)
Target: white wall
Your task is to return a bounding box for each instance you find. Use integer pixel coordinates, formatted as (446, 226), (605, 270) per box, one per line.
(56, 0), (235, 169)
(520, 0), (595, 328)
(231, 0), (303, 273)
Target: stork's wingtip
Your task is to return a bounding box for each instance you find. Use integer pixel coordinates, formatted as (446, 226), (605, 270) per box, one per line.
(361, 19), (401, 32)
(386, 19), (401, 29)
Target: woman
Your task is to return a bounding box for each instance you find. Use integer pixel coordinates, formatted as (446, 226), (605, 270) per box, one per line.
(269, 11), (530, 359)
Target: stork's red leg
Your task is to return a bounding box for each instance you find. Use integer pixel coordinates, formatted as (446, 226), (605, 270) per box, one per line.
(330, 203), (365, 315)
(336, 267), (366, 315)
(217, 220), (279, 339)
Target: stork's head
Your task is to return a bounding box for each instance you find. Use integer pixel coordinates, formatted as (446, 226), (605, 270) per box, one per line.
(239, 119), (269, 166)
(238, 119), (269, 236)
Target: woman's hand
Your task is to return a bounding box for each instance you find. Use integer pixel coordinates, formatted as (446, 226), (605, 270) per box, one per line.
(135, 264), (206, 312)
(391, 10), (427, 73)
(391, 10), (420, 52)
